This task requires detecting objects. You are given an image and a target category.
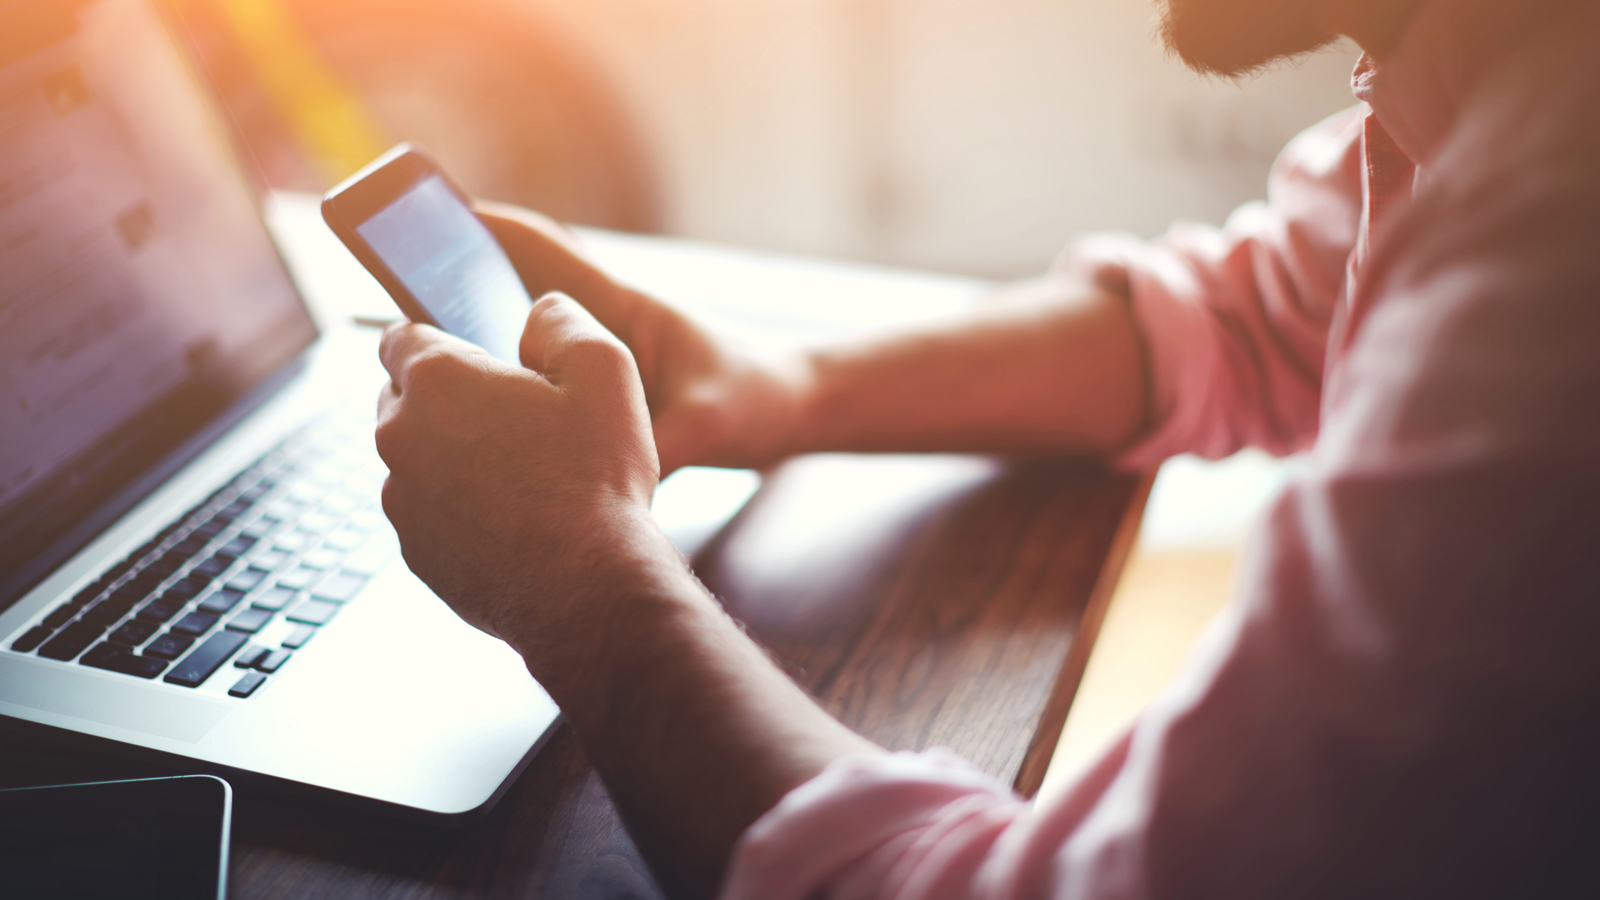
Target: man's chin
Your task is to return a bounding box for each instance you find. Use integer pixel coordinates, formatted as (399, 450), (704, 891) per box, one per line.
(1158, 0), (1334, 78)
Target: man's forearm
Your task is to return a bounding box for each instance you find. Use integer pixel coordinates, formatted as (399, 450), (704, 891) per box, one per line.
(790, 276), (1147, 458)
(507, 522), (880, 899)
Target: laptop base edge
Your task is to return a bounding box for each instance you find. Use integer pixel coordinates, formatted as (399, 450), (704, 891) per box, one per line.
(0, 711), (561, 829)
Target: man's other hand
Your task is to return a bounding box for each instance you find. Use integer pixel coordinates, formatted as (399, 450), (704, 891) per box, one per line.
(374, 294), (676, 660)
(477, 202), (812, 475)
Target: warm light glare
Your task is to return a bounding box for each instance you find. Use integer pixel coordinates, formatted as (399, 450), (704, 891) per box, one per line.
(211, 0), (387, 183)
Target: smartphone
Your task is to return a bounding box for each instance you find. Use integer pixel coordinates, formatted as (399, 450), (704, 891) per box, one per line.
(322, 144), (534, 364)
(0, 775), (232, 899)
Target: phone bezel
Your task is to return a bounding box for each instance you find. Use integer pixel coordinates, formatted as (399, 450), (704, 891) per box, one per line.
(320, 143), (477, 329)
(0, 774), (232, 900)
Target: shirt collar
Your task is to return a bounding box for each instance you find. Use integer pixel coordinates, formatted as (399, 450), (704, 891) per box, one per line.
(1349, 0), (1563, 166)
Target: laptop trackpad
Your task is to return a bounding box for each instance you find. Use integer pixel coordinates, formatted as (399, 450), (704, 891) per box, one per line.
(0, 654), (230, 744)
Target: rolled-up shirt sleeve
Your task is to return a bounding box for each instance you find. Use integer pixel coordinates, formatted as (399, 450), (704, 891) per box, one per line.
(1063, 105), (1366, 469)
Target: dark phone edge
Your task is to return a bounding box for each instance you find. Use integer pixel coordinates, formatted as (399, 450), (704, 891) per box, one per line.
(321, 144), (463, 331)
(0, 711), (559, 829)
(0, 773), (232, 900)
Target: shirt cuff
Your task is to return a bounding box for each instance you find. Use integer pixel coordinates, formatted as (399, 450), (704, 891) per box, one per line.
(720, 749), (1019, 900)
(1056, 232), (1225, 471)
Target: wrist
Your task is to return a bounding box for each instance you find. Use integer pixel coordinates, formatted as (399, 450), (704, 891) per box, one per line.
(497, 513), (707, 707)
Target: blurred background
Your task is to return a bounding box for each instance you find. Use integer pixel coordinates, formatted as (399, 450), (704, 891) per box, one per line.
(174, 0), (1361, 279)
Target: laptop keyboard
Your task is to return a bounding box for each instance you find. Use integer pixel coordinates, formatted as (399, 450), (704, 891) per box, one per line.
(7, 411), (396, 698)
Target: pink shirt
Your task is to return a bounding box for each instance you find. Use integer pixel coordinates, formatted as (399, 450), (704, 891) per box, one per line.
(722, 1), (1600, 897)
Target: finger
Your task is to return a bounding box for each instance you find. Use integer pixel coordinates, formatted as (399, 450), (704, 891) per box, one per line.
(519, 292), (636, 388)
(373, 382), (403, 471)
(477, 203), (642, 340)
(376, 378), (398, 418)
(378, 321), (485, 384)
(475, 201), (597, 294)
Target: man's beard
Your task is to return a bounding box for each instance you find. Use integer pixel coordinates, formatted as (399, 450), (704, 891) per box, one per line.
(1158, 0), (1336, 78)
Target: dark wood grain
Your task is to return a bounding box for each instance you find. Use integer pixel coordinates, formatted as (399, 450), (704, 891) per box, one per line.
(0, 453), (1140, 899)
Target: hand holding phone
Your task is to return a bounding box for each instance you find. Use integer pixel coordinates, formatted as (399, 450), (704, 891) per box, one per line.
(322, 145), (534, 364)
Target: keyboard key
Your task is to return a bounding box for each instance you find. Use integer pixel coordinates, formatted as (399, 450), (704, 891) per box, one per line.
(37, 620), (108, 661)
(263, 497), (300, 522)
(277, 567), (320, 590)
(234, 644), (269, 668)
(194, 556), (231, 578)
(81, 597), (135, 627)
(10, 626), (51, 653)
(296, 512), (338, 534)
(280, 623), (316, 649)
(220, 536), (257, 557)
(256, 649), (291, 673)
(273, 533), (311, 553)
(229, 671), (267, 698)
(286, 599), (339, 626)
(226, 568), (268, 593)
(287, 482), (327, 505)
(70, 581), (108, 607)
(300, 548), (341, 570)
(123, 573), (162, 597)
(198, 589), (246, 614)
(164, 631), (249, 687)
(312, 572), (367, 603)
(166, 576), (208, 599)
(322, 529), (365, 551)
(252, 549), (291, 572)
(107, 582), (151, 606)
(144, 632), (195, 660)
(173, 537), (207, 557)
(172, 611), (220, 635)
(251, 587), (297, 612)
(108, 619), (159, 646)
(80, 643), (168, 679)
(135, 594), (187, 622)
(41, 603), (77, 630)
(226, 607), (273, 633)
(242, 517), (277, 539)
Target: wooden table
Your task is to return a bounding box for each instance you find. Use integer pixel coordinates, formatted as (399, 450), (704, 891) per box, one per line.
(1, 451), (1144, 899)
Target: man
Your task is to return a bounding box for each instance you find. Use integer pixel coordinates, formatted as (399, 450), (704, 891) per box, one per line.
(373, 0), (1600, 895)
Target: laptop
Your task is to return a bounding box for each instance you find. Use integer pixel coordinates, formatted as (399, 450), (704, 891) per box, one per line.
(0, 0), (564, 824)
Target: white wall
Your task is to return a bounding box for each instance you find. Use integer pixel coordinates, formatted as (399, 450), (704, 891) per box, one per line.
(534, 0), (1361, 277)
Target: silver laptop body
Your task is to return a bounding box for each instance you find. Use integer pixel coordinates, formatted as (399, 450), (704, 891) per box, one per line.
(0, 0), (558, 823)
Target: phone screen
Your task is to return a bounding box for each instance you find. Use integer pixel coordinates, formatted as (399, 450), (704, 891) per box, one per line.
(354, 173), (533, 364)
(0, 775), (231, 899)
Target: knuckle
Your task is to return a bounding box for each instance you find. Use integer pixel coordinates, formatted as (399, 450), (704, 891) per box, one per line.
(404, 348), (464, 389)
(373, 416), (403, 465)
(567, 333), (628, 363)
(379, 476), (405, 525)
(530, 292), (570, 322)
(567, 336), (637, 382)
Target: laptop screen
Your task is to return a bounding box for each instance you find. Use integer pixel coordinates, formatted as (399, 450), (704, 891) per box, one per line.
(0, 0), (317, 606)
